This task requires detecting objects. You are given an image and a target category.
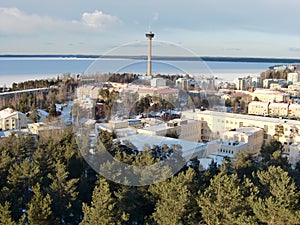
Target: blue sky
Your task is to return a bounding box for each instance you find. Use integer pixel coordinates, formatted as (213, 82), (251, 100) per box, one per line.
(0, 0), (300, 57)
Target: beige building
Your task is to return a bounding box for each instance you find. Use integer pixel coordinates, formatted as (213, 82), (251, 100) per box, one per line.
(137, 119), (201, 142)
(221, 127), (264, 152)
(0, 108), (27, 130)
(268, 103), (289, 117)
(250, 89), (290, 102)
(248, 101), (269, 115)
(288, 104), (300, 118)
(248, 102), (300, 118)
(28, 122), (63, 136)
(137, 87), (179, 100)
(182, 109), (300, 144)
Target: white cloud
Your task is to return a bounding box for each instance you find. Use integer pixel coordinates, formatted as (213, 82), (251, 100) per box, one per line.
(81, 10), (120, 29)
(0, 7), (60, 35)
(0, 7), (121, 35)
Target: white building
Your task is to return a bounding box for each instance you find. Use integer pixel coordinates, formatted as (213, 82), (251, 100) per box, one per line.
(288, 104), (300, 118)
(182, 109), (300, 144)
(176, 78), (191, 90)
(221, 127), (264, 152)
(251, 76), (263, 88)
(0, 108), (27, 130)
(137, 119), (201, 142)
(263, 79), (278, 89)
(199, 139), (249, 170)
(118, 133), (206, 160)
(151, 78), (167, 87)
(289, 143), (300, 168)
(234, 78), (246, 90)
(206, 139), (248, 157)
(287, 72), (300, 84)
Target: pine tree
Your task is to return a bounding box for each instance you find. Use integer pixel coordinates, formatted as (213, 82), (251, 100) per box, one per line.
(48, 161), (78, 223)
(48, 102), (57, 117)
(198, 167), (257, 225)
(27, 183), (53, 225)
(150, 168), (200, 225)
(7, 158), (39, 192)
(0, 202), (16, 225)
(0, 147), (13, 191)
(114, 185), (149, 224)
(80, 178), (123, 225)
(252, 166), (300, 225)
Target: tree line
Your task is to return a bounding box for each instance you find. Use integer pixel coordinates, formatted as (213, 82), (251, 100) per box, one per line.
(0, 128), (300, 224)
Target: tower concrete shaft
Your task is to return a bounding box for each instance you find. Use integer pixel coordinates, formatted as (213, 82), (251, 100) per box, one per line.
(145, 31), (154, 76)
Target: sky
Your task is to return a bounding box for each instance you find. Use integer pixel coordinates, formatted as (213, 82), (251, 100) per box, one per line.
(0, 0), (300, 58)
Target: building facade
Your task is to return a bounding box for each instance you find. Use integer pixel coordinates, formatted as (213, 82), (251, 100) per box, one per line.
(0, 108), (27, 130)
(182, 109), (300, 144)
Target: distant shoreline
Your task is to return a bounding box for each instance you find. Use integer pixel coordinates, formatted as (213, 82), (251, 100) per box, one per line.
(1, 55), (300, 64)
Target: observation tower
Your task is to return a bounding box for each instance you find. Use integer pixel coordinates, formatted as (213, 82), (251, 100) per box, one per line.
(145, 31), (155, 76)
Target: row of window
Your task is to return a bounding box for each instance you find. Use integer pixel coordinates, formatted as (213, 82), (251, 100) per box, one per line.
(219, 148), (234, 154)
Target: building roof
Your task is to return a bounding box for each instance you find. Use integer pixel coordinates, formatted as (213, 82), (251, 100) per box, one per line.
(185, 109), (300, 126)
(252, 89), (289, 96)
(249, 101), (270, 106)
(118, 134), (206, 159)
(0, 108), (26, 119)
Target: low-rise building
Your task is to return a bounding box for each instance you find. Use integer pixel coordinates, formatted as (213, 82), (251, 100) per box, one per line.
(248, 101), (269, 115)
(28, 122), (63, 136)
(221, 127), (264, 152)
(288, 104), (300, 118)
(182, 109), (300, 144)
(287, 72), (300, 84)
(250, 89), (290, 102)
(151, 78), (167, 87)
(118, 133), (206, 160)
(137, 119), (201, 142)
(0, 108), (27, 130)
(268, 103), (289, 117)
(206, 139), (248, 157)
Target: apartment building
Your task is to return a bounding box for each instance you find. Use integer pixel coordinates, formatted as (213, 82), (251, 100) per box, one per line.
(250, 89), (290, 102)
(0, 108), (27, 130)
(182, 109), (300, 144)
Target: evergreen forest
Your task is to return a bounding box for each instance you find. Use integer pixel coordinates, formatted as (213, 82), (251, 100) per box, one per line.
(1, 129), (300, 225)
